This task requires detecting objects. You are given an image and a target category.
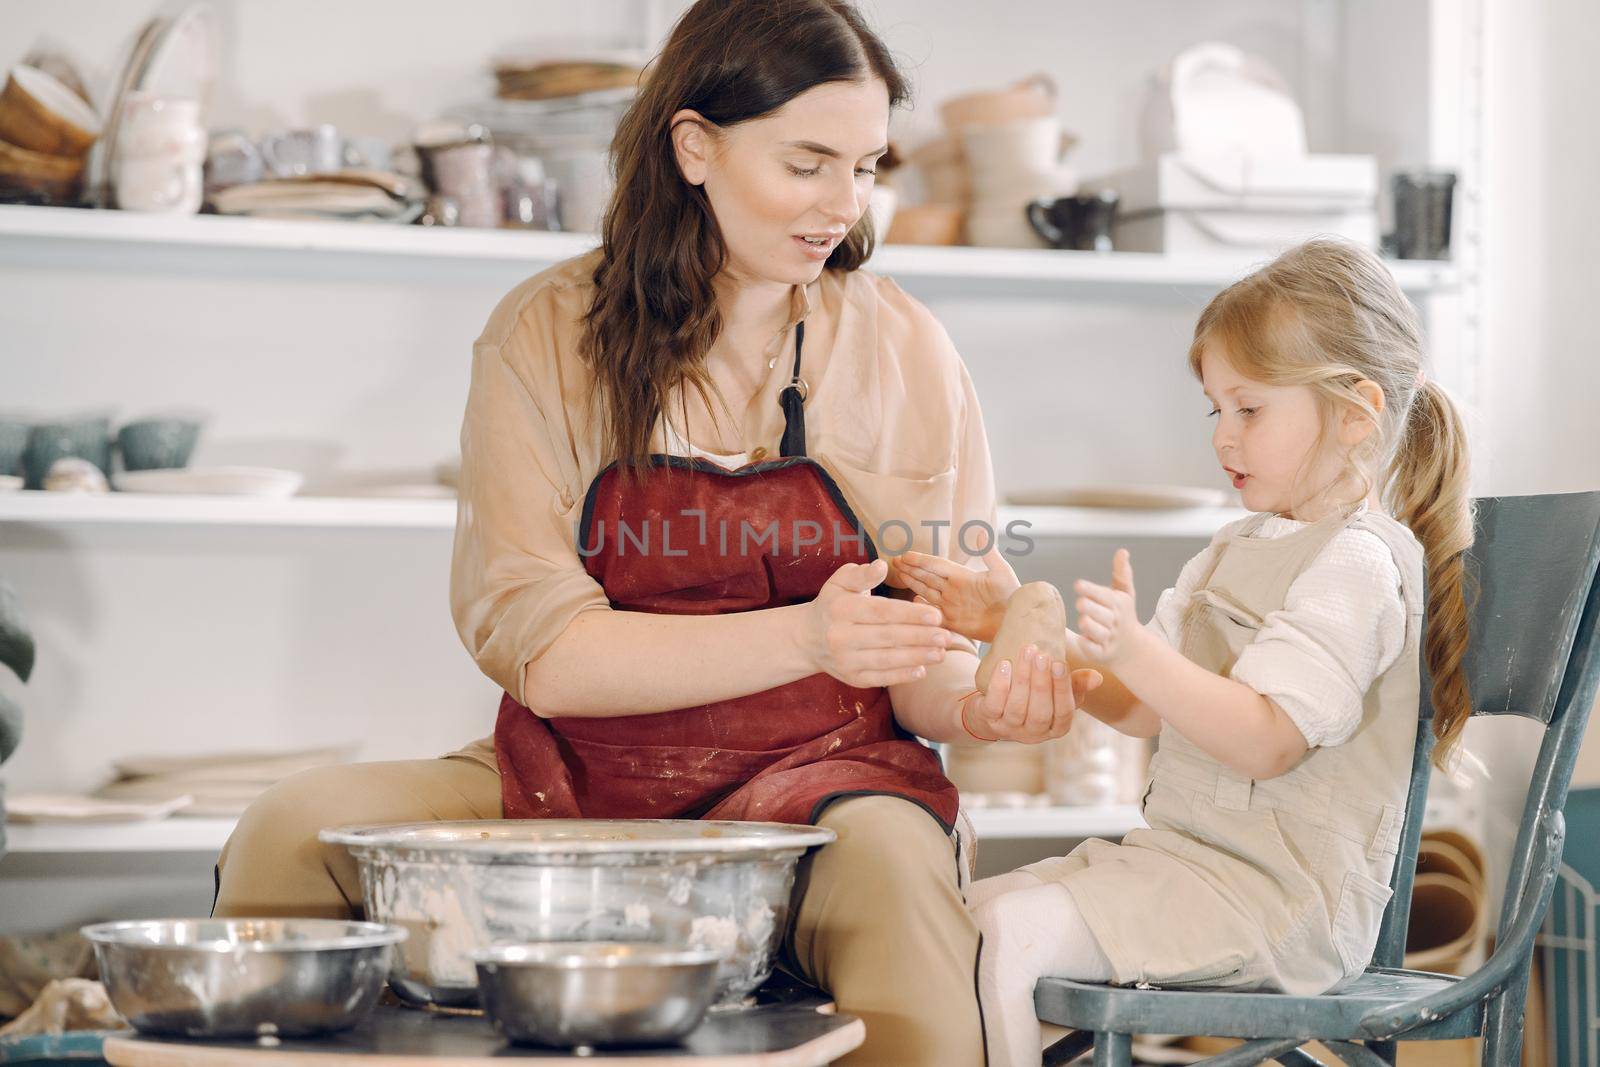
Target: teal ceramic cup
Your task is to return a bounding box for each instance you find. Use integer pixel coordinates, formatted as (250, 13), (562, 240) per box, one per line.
(116, 418), (201, 472)
(22, 417), (113, 489)
(0, 420), (27, 478)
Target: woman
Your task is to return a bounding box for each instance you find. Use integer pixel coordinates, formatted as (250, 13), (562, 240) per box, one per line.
(214, 1), (1093, 1061)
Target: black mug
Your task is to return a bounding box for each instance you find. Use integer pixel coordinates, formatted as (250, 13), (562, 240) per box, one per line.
(1389, 170), (1455, 260)
(1026, 191), (1119, 252)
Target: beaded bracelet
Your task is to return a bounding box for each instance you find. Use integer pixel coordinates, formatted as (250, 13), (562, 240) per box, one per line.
(958, 691), (996, 742)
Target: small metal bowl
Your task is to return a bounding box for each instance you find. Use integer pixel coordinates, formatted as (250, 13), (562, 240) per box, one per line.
(473, 942), (723, 1049)
(81, 918), (405, 1039)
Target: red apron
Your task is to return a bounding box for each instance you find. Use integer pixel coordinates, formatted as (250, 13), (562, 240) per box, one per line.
(493, 321), (958, 831)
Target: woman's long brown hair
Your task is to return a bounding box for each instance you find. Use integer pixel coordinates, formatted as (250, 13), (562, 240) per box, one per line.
(582, 0), (909, 477)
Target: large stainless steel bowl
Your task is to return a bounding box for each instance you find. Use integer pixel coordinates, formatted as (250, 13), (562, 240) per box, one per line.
(473, 942), (721, 1048)
(319, 820), (835, 1009)
(81, 918), (405, 1038)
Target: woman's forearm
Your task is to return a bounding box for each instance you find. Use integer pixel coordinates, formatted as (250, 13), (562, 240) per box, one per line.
(522, 604), (816, 718)
(889, 649), (982, 745)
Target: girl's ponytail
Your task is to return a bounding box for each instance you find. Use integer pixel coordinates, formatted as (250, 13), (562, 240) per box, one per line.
(1387, 379), (1474, 769)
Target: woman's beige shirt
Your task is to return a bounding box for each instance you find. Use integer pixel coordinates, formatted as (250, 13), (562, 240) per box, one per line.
(450, 251), (998, 708)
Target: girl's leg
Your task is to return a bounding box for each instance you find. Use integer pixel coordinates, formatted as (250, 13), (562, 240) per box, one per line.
(967, 869), (1050, 911)
(213, 755), (501, 918)
(788, 795), (983, 1067)
(972, 881), (1115, 1067)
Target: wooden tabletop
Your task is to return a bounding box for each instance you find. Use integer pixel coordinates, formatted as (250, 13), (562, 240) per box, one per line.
(102, 1002), (865, 1067)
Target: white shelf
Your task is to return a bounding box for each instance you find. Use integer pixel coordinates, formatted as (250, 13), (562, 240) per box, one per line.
(2, 807), (1138, 854)
(5, 817), (239, 854)
(0, 491), (456, 528)
(966, 804), (1144, 840)
(0, 205), (1458, 295)
(1003, 505), (1246, 540)
(2, 795), (1474, 855)
(0, 491), (1244, 540)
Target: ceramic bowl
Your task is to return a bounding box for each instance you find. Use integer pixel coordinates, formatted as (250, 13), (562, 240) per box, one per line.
(473, 942), (721, 1048)
(0, 65), (101, 157)
(116, 417), (200, 471)
(0, 419), (28, 477)
(22, 417), (111, 489)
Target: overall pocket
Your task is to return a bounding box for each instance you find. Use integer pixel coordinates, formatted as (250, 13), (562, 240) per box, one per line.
(1331, 869), (1394, 976)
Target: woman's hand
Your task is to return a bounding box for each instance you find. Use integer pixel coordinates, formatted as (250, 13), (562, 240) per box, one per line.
(890, 544), (1021, 645)
(1068, 549), (1154, 670)
(961, 643), (1102, 744)
(800, 559), (951, 688)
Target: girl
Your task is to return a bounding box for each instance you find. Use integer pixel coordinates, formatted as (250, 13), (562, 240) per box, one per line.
(894, 238), (1474, 1065)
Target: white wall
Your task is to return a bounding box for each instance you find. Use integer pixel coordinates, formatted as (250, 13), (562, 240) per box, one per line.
(6, 0), (1595, 932)
(1479, 0), (1600, 495)
(1466, 0), (1600, 909)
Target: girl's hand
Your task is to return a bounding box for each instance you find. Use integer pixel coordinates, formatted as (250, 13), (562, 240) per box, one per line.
(1069, 549), (1154, 669)
(961, 643), (1102, 744)
(890, 544), (1021, 644)
(801, 559), (951, 688)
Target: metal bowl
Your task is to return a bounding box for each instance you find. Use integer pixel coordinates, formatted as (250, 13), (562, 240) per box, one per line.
(81, 918), (405, 1038)
(473, 942), (721, 1048)
(320, 819), (835, 1009)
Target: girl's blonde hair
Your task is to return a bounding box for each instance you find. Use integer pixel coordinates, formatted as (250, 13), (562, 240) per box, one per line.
(1187, 238), (1473, 770)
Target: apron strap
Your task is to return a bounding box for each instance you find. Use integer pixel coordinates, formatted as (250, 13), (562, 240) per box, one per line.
(778, 320), (808, 459)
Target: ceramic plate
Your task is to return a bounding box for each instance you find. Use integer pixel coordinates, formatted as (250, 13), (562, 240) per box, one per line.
(1006, 484), (1233, 509)
(90, 14), (165, 201)
(135, 2), (220, 113)
(112, 466), (303, 497)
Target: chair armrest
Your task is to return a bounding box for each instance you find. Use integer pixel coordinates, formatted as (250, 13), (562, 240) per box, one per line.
(1359, 809), (1565, 1038)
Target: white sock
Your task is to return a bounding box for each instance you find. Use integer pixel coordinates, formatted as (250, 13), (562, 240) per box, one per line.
(973, 882), (1115, 1067)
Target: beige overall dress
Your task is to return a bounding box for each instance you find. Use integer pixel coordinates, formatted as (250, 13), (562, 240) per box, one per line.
(1024, 510), (1424, 995)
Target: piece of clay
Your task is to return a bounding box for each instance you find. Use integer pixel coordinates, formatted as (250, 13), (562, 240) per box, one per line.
(975, 581), (1068, 691)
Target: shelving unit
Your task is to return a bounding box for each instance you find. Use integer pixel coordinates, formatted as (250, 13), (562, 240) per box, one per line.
(0, 491), (1246, 540)
(0, 204), (1459, 296)
(0, 1), (1487, 914)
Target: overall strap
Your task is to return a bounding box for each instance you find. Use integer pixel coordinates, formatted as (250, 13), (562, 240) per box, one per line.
(778, 320), (809, 459)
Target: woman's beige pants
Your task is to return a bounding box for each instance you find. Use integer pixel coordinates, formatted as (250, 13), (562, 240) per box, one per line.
(213, 756), (984, 1066)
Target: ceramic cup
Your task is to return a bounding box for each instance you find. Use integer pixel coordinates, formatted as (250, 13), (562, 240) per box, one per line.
(1390, 169), (1456, 260)
(960, 117), (1071, 192)
(0, 418), (28, 477)
(419, 140), (499, 228)
(115, 92), (205, 213)
(341, 135), (392, 172)
(261, 125), (342, 178)
(204, 129), (264, 192)
(116, 417), (201, 471)
(22, 416), (111, 489)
